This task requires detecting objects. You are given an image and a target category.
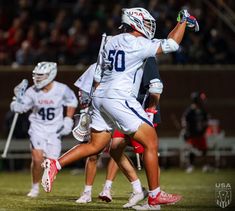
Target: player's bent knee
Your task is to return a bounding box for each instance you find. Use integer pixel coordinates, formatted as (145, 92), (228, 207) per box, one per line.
(144, 139), (158, 150)
(88, 155), (98, 163)
(111, 138), (126, 151)
(88, 142), (104, 155)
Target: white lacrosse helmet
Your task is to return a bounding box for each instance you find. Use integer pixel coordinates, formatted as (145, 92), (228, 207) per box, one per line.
(120, 7), (156, 39)
(32, 62), (57, 89)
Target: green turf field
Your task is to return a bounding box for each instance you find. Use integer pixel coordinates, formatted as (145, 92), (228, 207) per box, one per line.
(0, 168), (234, 211)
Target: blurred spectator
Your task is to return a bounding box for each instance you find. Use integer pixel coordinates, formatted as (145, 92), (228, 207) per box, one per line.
(206, 29), (230, 64)
(0, 29), (10, 65)
(66, 19), (89, 64)
(34, 40), (54, 63)
(0, 0), (234, 66)
(37, 21), (50, 40)
(26, 26), (40, 50)
(15, 40), (36, 65)
(181, 91), (209, 173)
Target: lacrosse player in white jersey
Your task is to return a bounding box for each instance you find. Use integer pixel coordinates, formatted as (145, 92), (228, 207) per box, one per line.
(42, 8), (199, 210)
(10, 62), (78, 198)
(74, 58), (165, 208)
(74, 62), (148, 206)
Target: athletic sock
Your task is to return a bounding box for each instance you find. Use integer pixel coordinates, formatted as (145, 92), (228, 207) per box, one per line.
(131, 179), (142, 193)
(149, 187), (160, 198)
(84, 185), (92, 193)
(32, 183), (39, 191)
(104, 180), (113, 190)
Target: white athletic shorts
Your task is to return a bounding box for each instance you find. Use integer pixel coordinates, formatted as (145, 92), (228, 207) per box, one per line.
(90, 97), (153, 134)
(28, 129), (61, 159)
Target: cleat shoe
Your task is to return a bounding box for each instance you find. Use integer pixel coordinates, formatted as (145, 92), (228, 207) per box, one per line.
(123, 187), (148, 208)
(149, 191), (182, 205)
(98, 188), (112, 202)
(133, 191), (181, 210)
(27, 188), (39, 198)
(41, 158), (58, 192)
(133, 204), (161, 210)
(186, 165), (194, 173)
(76, 191), (92, 203)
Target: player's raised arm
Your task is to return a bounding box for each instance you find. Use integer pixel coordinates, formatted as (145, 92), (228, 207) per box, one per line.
(157, 10), (199, 55)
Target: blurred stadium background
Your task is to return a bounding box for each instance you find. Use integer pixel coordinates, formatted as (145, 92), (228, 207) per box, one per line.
(0, 0), (234, 197)
(0, 0), (235, 210)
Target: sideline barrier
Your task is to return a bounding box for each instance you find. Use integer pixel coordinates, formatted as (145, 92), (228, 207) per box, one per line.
(1, 136), (234, 170)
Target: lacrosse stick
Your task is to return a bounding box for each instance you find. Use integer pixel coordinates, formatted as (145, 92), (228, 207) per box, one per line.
(94, 33), (107, 83)
(72, 113), (91, 143)
(2, 79), (28, 158)
(72, 34), (108, 143)
(136, 153), (142, 170)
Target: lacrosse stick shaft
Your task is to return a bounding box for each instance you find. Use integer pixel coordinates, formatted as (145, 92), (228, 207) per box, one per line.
(2, 113), (19, 158)
(98, 33), (107, 58)
(96, 33), (107, 68)
(136, 153), (141, 170)
(93, 33), (107, 85)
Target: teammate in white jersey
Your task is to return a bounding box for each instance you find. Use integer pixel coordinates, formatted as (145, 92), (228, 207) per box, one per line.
(10, 62), (78, 198)
(41, 8), (199, 210)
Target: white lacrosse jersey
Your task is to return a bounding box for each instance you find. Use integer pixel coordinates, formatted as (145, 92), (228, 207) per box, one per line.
(21, 81), (78, 133)
(74, 63), (96, 93)
(93, 33), (161, 99)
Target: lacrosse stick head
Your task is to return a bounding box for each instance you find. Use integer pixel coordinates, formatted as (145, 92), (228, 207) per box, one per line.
(14, 79), (28, 102)
(72, 113), (91, 143)
(32, 62), (57, 89)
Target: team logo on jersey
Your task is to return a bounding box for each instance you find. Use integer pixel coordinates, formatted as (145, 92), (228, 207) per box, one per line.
(38, 99), (54, 105)
(215, 183), (232, 208)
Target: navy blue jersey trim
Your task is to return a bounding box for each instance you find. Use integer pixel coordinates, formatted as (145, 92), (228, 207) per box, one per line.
(125, 100), (153, 127)
(133, 70), (137, 83)
(30, 140), (35, 149)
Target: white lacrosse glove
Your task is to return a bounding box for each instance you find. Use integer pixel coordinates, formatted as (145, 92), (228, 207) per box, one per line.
(10, 101), (24, 114)
(149, 79), (163, 94)
(60, 116), (74, 136)
(72, 113), (91, 143)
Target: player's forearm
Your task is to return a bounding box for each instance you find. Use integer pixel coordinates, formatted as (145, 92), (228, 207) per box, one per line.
(167, 22), (186, 44)
(66, 107), (76, 118)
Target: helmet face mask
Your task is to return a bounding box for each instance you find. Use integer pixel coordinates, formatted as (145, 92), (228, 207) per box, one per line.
(121, 7), (156, 39)
(32, 62), (57, 89)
